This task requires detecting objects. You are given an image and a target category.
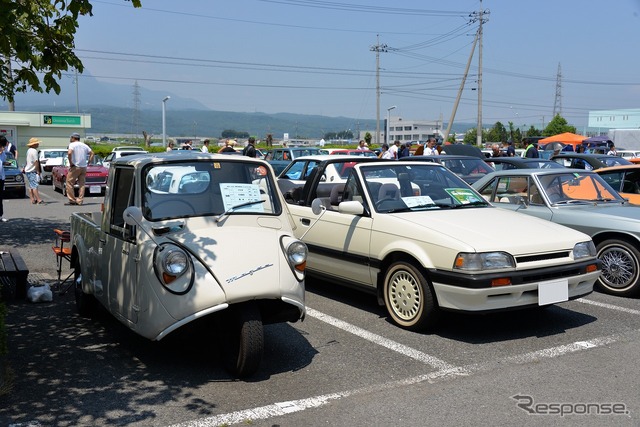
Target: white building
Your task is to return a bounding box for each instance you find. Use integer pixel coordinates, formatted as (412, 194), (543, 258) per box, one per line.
(360, 116), (445, 146)
(588, 108), (640, 129)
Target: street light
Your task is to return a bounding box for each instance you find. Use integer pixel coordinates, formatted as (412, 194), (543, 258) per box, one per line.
(386, 106), (396, 145)
(162, 96), (171, 147)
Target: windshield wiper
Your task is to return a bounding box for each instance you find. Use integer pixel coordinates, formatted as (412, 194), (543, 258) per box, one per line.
(215, 200), (265, 223)
(553, 199), (590, 205)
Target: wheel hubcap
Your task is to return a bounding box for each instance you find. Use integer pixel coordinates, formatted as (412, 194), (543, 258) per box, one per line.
(389, 270), (421, 321)
(600, 246), (636, 289)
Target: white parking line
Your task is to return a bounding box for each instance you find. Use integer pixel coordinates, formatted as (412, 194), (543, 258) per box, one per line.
(306, 307), (458, 372)
(169, 329), (626, 427)
(168, 307), (633, 427)
(577, 298), (640, 316)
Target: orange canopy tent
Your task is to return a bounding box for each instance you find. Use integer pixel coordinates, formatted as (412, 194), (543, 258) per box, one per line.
(538, 132), (587, 149)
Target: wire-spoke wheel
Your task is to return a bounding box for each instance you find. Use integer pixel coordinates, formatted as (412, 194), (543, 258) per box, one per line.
(383, 261), (438, 331)
(596, 239), (640, 297)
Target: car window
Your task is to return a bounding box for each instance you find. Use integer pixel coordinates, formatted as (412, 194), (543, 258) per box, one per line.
(489, 176), (529, 204)
(598, 172), (623, 191)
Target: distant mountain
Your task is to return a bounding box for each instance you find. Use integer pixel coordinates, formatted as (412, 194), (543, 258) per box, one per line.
(6, 71), (473, 139)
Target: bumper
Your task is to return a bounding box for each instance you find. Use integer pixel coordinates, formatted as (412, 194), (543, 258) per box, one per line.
(430, 261), (601, 312)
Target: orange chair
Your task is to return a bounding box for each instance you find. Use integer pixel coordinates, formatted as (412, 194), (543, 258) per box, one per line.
(52, 229), (73, 295)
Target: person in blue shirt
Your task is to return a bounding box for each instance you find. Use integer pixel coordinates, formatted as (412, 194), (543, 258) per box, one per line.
(0, 135), (10, 222)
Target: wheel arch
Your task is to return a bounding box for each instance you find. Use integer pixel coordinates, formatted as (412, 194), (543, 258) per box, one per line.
(375, 250), (434, 306)
(591, 230), (640, 248)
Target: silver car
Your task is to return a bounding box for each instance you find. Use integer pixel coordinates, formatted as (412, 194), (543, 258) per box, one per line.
(473, 169), (640, 297)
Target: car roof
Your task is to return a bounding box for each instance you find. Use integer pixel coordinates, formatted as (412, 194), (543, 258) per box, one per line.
(594, 164), (640, 173)
(406, 155), (484, 161)
(113, 146), (146, 151)
(113, 151), (270, 168)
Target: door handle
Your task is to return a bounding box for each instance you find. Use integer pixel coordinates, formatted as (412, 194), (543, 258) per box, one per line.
(301, 218), (311, 226)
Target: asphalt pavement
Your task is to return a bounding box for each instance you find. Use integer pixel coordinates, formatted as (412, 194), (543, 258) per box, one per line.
(1, 186), (640, 426)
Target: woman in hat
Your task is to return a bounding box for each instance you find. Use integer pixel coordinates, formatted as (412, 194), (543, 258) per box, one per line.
(25, 137), (45, 204)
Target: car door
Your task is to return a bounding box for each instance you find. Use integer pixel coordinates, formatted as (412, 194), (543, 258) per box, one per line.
(290, 172), (374, 286)
(102, 167), (140, 324)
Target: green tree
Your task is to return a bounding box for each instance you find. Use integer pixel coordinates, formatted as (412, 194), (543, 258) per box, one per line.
(0, 0), (141, 104)
(462, 127), (489, 145)
(364, 132), (372, 145)
(486, 121), (508, 143)
(543, 114), (576, 136)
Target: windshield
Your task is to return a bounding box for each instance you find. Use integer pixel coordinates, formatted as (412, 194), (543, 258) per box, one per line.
(538, 172), (624, 204)
(359, 163), (488, 213)
(142, 160), (281, 220)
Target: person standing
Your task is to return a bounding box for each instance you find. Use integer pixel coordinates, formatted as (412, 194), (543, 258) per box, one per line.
(398, 142), (411, 159)
(24, 137), (44, 205)
(0, 135), (11, 221)
(491, 143), (503, 157)
(4, 137), (18, 161)
(201, 139), (210, 153)
(219, 139), (236, 153)
(378, 144), (393, 159)
(389, 140), (401, 159)
(166, 141), (174, 152)
(357, 140), (367, 151)
(242, 137), (257, 157)
(66, 133), (94, 206)
(524, 142), (539, 158)
(424, 138), (438, 155)
(506, 140), (516, 157)
(607, 144), (617, 156)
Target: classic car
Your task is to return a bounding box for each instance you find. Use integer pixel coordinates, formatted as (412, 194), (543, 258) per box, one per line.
(102, 149), (149, 169)
(403, 154), (495, 184)
(284, 157), (600, 330)
(70, 151), (308, 377)
(551, 153), (632, 170)
(264, 147), (323, 175)
(2, 153), (26, 198)
(39, 148), (68, 184)
(329, 149), (378, 157)
(486, 157), (567, 171)
(52, 156), (109, 197)
(594, 164), (640, 205)
(473, 168), (640, 297)
(277, 155), (378, 204)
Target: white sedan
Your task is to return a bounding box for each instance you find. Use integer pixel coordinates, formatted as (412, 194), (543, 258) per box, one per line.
(284, 158), (602, 330)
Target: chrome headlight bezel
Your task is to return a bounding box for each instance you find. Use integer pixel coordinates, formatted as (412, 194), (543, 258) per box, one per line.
(573, 241), (597, 260)
(454, 252), (515, 271)
(281, 236), (307, 282)
(154, 243), (193, 294)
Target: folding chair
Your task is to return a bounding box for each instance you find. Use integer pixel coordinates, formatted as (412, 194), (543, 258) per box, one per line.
(52, 229), (73, 295)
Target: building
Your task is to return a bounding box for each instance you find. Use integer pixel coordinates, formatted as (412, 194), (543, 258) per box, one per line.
(360, 116), (445, 146)
(588, 109), (640, 130)
(0, 111), (92, 152)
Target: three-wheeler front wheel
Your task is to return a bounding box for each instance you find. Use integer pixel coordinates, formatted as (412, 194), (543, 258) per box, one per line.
(220, 301), (264, 378)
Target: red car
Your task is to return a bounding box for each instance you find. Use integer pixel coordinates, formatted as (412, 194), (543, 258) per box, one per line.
(51, 157), (109, 197)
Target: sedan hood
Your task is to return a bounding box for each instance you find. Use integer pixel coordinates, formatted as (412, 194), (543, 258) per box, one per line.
(387, 207), (590, 254)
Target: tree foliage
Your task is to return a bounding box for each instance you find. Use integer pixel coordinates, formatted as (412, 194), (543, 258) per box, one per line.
(0, 0), (141, 103)
(221, 129), (250, 139)
(543, 114), (576, 136)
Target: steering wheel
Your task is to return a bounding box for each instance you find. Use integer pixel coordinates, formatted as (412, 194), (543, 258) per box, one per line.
(375, 198), (398, 210)
(149, 199), (197, 217)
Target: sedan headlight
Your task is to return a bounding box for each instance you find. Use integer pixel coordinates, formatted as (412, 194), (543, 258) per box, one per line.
(454, 252), (515, 271)
(573, 241), (597, 260)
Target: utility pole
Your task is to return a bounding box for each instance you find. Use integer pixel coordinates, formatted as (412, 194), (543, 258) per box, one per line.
(370, 35), (387, 146)
(470, 1), (489, 147)
(553, 63), (562, 118)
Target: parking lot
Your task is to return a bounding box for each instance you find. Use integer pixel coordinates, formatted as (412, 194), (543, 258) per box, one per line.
(1, 185), (639, 426)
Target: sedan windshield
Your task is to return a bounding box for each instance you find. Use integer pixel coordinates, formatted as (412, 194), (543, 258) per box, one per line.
(538, 172), (624, 204)
(359, 163), (488, 213)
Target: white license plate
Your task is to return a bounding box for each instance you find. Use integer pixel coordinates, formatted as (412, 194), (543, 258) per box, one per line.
(538, 278), (569, 305)
(89, 186), (101, 194)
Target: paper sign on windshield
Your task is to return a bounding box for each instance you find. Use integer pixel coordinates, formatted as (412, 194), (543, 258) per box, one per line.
(446, 188), (483, 204)
(220, 183), (265, 212)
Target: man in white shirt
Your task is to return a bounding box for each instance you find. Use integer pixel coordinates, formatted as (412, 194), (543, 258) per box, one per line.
(607, 144), (617, 156)
(66, 133), (94, 206)
(424, 138), (438, 156)
(389, 140), (400, 159)
(201, 139), (210, 153)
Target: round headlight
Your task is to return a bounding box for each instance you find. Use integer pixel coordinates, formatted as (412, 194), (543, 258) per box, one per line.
(15, 175), (23, 182)
(286, 240), (308, 270)
(163, 247), (189, 275)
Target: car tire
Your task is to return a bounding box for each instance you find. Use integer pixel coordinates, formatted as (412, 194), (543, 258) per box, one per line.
(220, 301), (264, 378)
(596, 239), (640, 297)
(74, 258), (97, 318)
(61, 179), (67, 197)
(383, 260), (439, 331)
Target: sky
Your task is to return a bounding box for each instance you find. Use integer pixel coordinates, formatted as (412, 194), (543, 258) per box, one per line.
(66, 0), (640, 130)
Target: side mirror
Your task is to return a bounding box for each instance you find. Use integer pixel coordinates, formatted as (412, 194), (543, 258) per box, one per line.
(123, 206), (143, 226)
(311, 198), (327, 215)
(338, 201), (364, 215)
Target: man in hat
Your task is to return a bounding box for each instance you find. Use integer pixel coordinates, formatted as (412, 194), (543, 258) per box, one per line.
(25, 137), (45, 204)
(66, 133), (94, 205)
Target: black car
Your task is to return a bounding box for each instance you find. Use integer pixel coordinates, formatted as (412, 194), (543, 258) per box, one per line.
(403, 155), (494, 184)
(487, 157), (567, 171)
(551, 153), (632, 170)
(2, 153), (26, 198)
